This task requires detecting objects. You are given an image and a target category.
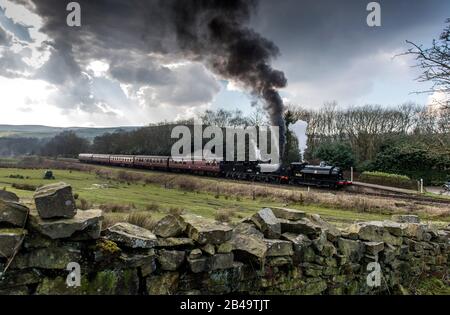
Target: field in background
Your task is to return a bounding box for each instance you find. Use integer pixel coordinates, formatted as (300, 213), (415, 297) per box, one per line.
(0, 125), (139, 140)
(1, 164), (449, 230)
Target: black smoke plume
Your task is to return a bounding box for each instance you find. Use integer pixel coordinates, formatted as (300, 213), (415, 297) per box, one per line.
(15, 0), (287, 155)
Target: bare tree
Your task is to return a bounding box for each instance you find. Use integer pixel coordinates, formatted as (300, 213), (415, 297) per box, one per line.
(406, 19), (450, 109)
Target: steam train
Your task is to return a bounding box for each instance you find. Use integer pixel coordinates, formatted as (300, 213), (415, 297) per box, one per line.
(78, 153), (352, 189)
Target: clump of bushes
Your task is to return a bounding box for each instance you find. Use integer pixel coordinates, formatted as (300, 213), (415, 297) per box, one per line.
(359, 171), (416, 190)
(9, 174), (25, 179)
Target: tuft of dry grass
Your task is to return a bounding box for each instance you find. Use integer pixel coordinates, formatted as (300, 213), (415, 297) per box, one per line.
(12, 182), (38, 191)
(127, 212), (157, 230)
(102, 214), (127, 230)
(77, 198), (91, 210)
(168, 206), (184, 216)
(214, 208), (237, 223)
(99, 203), (133, 213)
(145, 202), (161, 212)
(117, 170), (144, 183)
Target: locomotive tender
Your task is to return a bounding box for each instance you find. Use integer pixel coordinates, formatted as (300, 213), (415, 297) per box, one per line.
(78, 153), (352, 189)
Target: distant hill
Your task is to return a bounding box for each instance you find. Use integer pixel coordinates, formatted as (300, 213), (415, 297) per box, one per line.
(0, 124), (141, 140)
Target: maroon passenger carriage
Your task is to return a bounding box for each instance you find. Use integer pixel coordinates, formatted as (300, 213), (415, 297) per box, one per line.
(134, 155), (169, 170)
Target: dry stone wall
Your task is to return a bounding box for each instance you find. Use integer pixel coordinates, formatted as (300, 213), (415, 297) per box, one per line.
(0, 183), (449, 295)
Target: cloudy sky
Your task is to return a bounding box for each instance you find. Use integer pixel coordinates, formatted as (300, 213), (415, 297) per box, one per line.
(0, 0), (449, 127)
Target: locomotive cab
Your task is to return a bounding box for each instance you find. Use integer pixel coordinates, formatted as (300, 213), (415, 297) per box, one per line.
(289, 162), (347, 188)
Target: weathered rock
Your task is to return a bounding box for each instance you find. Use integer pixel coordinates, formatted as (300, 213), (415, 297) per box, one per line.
(187, 256), (208, 273)
(0, 269), (41, 290)
(404, 223), (426, 241)
(105, 222), (157, 249)
(117, 251), (156, 270)
(251, 208), (281, 239)
(264, 239), (293, 257)
(347, 221), (402, 246)
(337, 238), (365, 261)
(382, 221), (407, 237)
(156, 237), (194, 248)
(281, 232), (312, 261)
(35, 269), (139, 295)
(312, 232), (328, 252)
(267, 256), (292, 267)
(271, 207), (306, 221)
(0, 190), (19, 202)
(157, 250), (185, 271)
(308, 214), (341, 240)
(33, 182), (76, 219)
(147, 272), (179, 295)
(0, 200), (29, 227)
(233, 222), (263, 237)
(217, 242), (233, 253)
(182, 215), (232, 245)
(189, 249), (203, 259)
(364, 241), (384, 255)
(392, 215), (420, 224)
(279, 218), (322, 237)
(11, 243), (81, 269)
(208, 253), (234, 270)
(153, 215), (186, 238)
(230, 230), (267, 264)
(0, 228), (26, 258)
(28, 209), (102, 240)
(201, 243), (215, 256)
(71, 220), (103, 241)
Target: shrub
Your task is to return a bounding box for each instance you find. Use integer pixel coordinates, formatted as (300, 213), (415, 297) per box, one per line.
(9, 174), (24, 179)
(359, 171), (416, 189)
(314, 142), (355, 169)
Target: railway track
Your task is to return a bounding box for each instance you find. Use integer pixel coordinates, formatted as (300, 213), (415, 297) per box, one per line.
(54, 157), (450, 207)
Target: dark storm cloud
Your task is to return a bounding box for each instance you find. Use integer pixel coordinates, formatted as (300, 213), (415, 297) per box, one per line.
(108, 57), (173, 86)
(12, 0), (288, 153)
(148, 63), (221, 107)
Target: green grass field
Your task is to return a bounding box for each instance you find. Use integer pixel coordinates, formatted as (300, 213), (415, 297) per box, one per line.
(2, 165), (450, 228)
(0, 167), (410, 226)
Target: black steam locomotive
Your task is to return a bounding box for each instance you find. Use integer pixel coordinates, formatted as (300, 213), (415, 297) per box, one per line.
(78, 153), (351, 189)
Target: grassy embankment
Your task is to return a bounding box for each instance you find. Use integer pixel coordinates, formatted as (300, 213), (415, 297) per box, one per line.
(0, 164), (449, 229)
